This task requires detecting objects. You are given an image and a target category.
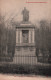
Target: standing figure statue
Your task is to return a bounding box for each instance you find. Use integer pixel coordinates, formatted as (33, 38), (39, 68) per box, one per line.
(22, 7), (29, 21)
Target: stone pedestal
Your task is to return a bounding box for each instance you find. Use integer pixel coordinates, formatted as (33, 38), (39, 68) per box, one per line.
(13, 47), (37, 65)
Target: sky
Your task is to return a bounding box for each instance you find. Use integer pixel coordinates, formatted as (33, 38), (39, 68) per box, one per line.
(0, 0), (51, 24)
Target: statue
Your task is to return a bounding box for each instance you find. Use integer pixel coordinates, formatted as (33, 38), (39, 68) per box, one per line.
(22, 7), (29, 21)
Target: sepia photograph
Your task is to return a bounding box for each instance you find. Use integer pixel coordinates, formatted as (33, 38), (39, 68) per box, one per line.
(0, 0), (51, 79)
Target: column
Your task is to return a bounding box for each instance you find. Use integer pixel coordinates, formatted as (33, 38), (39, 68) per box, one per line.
(32, 29), (35, 43)
(20, 30), (22, 43)
(18, 30), (20, 43)
(16, 29), (18, 43)
(29, 30), (31, 43)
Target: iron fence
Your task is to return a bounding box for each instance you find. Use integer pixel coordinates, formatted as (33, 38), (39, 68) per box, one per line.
(0, 55), (50, 64)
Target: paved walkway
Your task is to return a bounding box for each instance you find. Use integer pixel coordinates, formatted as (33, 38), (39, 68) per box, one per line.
(0, 74), (50, 80)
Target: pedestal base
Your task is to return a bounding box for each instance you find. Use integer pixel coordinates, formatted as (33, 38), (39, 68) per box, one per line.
(13, 46), (37, 65)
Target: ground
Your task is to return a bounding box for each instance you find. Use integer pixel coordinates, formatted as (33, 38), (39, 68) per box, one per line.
(0, 74), (51, 80)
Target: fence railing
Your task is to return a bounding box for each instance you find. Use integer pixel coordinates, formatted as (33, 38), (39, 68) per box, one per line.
(0, 55), (50, 64)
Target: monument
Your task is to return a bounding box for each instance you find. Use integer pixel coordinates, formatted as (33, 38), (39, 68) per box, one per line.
(13, 7), (37, 65)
